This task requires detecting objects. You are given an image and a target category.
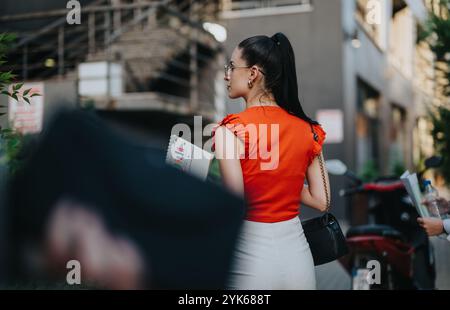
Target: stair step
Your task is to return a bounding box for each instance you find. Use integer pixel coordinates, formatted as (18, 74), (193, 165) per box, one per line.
(88, 91), (215, 118)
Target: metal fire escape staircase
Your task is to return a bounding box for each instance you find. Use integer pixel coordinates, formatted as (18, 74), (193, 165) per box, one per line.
(0, 0), (224, 117)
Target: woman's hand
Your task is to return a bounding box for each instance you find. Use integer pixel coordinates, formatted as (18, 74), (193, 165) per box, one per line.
(417, 217), (444, 236)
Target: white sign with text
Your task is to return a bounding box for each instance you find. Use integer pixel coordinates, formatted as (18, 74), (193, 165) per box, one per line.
(8, 82), (44, 134)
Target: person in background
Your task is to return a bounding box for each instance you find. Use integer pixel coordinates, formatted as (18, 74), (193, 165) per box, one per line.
(418, 197), (450, 241)
(5, 109), (245, 289)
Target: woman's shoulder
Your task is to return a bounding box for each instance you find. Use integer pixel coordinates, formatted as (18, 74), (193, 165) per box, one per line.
(292, 117), (326, 142)
(217, 112), (246, 127)
(307, 122), (326, 165)
(213, 113), (247, 150)
(220, 106), (284, 125)
(287, 113), (326, 136)
(310, 122), (326, 141)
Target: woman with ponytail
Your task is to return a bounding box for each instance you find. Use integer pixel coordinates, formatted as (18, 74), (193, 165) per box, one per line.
(213, 33), (330, 289)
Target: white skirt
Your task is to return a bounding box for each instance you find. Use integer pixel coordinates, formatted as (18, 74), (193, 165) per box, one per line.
(227, 216), (316, 290)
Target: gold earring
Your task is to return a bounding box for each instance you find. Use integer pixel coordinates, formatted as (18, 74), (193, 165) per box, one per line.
(248, 80), (253, 89)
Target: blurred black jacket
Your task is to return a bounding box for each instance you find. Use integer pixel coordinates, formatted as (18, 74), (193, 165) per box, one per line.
(7, 109), (245, 289)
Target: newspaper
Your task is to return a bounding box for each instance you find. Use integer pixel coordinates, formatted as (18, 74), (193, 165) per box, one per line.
(400, 170), (430, 217)
(165, 135), (214, 181)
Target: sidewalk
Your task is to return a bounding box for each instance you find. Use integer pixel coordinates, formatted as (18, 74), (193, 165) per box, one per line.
(431, 236), (450, 290)
(315, 261), (351, 290)
(314, 221), (351, 290)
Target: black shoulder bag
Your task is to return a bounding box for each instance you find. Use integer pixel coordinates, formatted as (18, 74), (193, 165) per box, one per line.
(301, 125), (349, 266)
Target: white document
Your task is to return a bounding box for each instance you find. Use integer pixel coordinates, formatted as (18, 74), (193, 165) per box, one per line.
(165, 135), (214, 181)
(400, 170), (430, 217)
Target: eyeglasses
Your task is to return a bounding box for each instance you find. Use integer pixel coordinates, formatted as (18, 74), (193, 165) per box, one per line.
(224, 64), (266, 76)
(224, 64), (249, 76)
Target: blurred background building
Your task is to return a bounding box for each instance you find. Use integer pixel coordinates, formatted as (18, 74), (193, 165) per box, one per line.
(0, 0), (447, 223)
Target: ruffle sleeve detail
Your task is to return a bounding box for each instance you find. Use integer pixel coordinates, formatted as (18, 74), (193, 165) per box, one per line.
(309, 123), (326, 165)
(218, 114), (240, 126)
(212, 114), (246, 152)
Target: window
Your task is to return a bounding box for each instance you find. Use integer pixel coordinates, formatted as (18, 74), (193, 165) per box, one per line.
(389, 0), (413, 79)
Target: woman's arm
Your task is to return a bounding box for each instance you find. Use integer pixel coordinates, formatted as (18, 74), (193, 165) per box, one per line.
(214, 126), (245, 197)
(301, 152), (331, 212)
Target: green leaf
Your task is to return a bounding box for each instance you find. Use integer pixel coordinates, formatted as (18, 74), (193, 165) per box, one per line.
(13, 83), (23, 91)
(23, 88), (31, 96)
(0, 113), (6, 116)
(11, 93), (18, 101)
(23, 97), (30, 104)
(0, 71), (12, 77)
(7, 138), (20, 149)
(1, 90), (9, 96)
(0, 72), (13, 81)
(31, 93), (41, 97)
(0, 33), (17, 43)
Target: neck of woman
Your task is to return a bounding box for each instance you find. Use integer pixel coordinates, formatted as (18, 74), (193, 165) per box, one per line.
(245, 92), (278, 109)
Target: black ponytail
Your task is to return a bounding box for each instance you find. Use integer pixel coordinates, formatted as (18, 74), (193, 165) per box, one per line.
(238, 32), (318, 125)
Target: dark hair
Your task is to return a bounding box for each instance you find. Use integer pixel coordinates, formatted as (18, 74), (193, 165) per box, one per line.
(238, 32), (318, 125)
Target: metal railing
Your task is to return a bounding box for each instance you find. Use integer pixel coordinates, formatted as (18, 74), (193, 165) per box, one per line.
(221, 0), (312, 11)
(1, 0), (224, 114)
(1, 0), (221, 75)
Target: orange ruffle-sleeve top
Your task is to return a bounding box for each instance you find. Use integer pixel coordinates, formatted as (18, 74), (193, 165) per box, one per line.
(213, 106), (326, 223)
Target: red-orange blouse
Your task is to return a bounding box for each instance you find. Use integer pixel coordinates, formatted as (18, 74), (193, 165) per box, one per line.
(213, 106), (326, 223)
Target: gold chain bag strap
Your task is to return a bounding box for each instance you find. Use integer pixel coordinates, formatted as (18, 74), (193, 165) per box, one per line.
(317, 151), (331, 213)
(300, 124), (348, 266)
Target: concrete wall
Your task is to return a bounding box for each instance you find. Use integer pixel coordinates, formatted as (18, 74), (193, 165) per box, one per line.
(343, 0), (418, 175)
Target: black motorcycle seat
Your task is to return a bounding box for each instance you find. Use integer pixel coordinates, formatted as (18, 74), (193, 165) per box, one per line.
(346, 224), (406, 242)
